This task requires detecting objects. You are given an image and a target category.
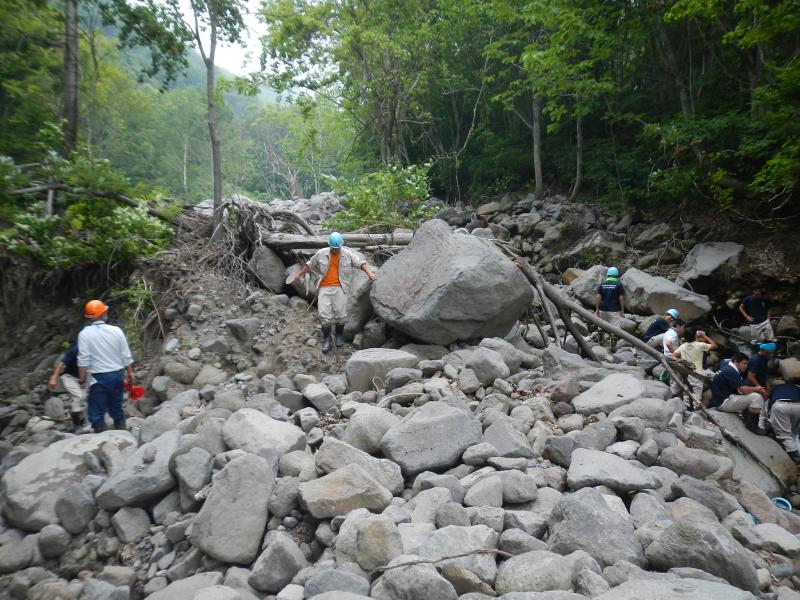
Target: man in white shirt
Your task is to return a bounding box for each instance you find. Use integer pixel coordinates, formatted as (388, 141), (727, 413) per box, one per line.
(77, 299), (134, 433)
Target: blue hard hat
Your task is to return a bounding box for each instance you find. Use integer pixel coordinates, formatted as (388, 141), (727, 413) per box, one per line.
(607, 266), (619, 277)
(666, 308), (679, 320)
(759, 342), (777, 352)
(328, 232), (344, 248)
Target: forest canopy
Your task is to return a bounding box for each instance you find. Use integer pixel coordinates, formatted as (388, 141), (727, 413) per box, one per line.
(1, 0), (798, 269)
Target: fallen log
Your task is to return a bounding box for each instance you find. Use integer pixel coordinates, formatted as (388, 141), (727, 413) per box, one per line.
(262, 231), (413, 250)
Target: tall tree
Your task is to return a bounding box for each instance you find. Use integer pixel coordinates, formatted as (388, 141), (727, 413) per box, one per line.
(185, 0), (245, 231)
(63, 0), (79, 154)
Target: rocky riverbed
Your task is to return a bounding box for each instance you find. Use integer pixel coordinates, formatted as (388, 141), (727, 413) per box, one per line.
(1, 192), (800, 600)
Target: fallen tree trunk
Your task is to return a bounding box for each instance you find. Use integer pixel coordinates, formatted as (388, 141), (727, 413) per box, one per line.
(262, 231), (413, 250)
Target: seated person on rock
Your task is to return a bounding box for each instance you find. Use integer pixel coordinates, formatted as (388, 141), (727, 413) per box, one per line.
(642, 308), (679, 349)
(662, 318), (685, 358)
(765, 382), (800, 464)
(672, 326), (717, 406)
(739, 285), (775, 342)
(710, 351), (768, 434)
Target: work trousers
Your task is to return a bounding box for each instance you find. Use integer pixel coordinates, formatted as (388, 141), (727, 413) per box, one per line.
(646, 333), (666, 349)
(770, 402), (800, 453)
(598, 311), (621, 327)
(59, 373), (86, 413)
(750, 320), (774, 342)
(671, 370), (709, 400)
(87, 371), (125, 427)
(717, 392), (764, 413)
(317, 286), (347, 326)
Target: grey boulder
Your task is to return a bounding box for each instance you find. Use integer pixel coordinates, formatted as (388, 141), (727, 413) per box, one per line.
(189, 453), (275, 564)
(567, 449), (657, 493)
(620, 268), (711, 322)
(675, 242), (744, 294)
(95, 431), (180, 510)
(0, 431), (135, 530)
(548, 487), (645, 568)
(370, 219), (533, 344)
(316, 437), (403, 494)
(571, 374), (645, 415)
(298, 464), (393, 518)
(381, 402), (482, 475)
(222, 408), (306, 460)
(345, 349), (419, 392)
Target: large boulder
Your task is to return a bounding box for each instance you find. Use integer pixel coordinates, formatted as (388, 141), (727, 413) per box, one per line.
(249, 245), (286, 292)
(620, 268), (711, 322)
(569, 265), (608, 307)
(380, 402), (483, 475)
(95, 430), (181, 510)
(675, 242), (744, 293)
(1, 431), (136, 530)
(418, 525), (499, 584)
(567, 449), (657, 492)
(298, 464), (393, 518)
(370, 219), (533, 344)
(188, 453), (275, 564)
(645, 515), (760, 592)
(315, 437), (404, 494)
(596, 578), (756, 600)
(571, 373), (645, 415)
(344, 271), (374, 340)
(345, 349), (419, 392)
(548, 487), (645, 568)
(222, 408), (306, 460)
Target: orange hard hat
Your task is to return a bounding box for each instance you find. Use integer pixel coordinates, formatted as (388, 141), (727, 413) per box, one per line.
(84, 299), (109, 319)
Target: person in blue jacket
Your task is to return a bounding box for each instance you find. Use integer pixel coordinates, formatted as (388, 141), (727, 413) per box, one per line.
(594, 266), (625, 347)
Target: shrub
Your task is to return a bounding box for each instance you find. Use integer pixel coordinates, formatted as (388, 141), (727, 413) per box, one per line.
(324, 162), (435, 232)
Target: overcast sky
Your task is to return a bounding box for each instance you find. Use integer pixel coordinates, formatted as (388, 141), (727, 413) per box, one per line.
(177, 0), (266, 75)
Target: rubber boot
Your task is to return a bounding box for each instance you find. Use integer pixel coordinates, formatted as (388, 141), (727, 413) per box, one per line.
(113, 419), (127, 431)
(70, 411), (84, 429)
(321, 325), (333, 353)
(335, 322), (346, 347)
(92, 420), (107, 434)
(743, 411), (767, 435)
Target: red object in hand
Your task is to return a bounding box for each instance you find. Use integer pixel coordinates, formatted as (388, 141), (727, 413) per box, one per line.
(123, 380), (145, 401)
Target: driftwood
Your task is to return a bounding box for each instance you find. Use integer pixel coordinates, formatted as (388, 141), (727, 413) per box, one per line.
(262, 231), (414, 250)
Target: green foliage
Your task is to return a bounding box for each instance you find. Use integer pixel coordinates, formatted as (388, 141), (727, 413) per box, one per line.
(0, 152), (173, 269)
(108, 279), (158, 353)
(325, 163), (435, 232)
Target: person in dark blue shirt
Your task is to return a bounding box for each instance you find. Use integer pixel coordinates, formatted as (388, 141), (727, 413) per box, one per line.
(710, 352), (767, 433)
(767, 383), (800, 463)
(594, 267), (625, 347)
(739, 286), (774, 342)
(48, 342), (86, 428)
(643, 308), (679, 348)
(747, 343), (775, 388)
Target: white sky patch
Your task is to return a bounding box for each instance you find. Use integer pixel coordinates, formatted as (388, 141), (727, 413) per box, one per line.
(176, 0), (266, 75)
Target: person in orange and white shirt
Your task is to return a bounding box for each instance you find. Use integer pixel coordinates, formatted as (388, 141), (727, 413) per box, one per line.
(289, 232), (377, 352)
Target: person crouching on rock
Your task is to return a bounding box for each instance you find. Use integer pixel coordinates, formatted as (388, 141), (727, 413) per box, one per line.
(642, 308), (679, 349)
(77, 300), (135, 433)
(594, 266), (625, 348)
(765, 382), (800, 464)
(289, 232), (377, 353)
(710, 351), (767, 434)
(48, 338), (87, 430)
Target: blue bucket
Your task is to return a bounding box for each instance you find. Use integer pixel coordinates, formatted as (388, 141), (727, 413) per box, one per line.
(772, 497), (792, 512)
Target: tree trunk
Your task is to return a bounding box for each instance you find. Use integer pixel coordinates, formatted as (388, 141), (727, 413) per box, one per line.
(205, 13), (222, 234)
(262, 231), (413, 250)
(63, 0), (79, 155)
(569, 113), (583, 201)
(656, 24), (691, 119)
(182, 136), (189, 196)
(532, 95), (543, 199)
